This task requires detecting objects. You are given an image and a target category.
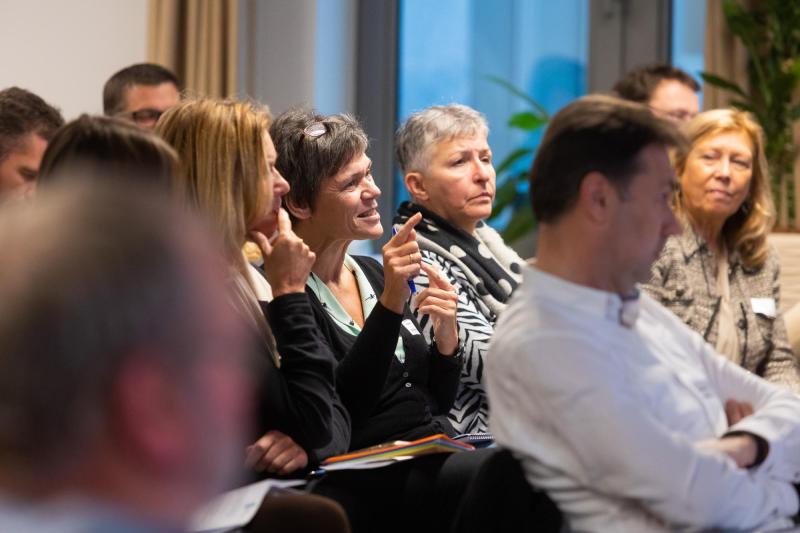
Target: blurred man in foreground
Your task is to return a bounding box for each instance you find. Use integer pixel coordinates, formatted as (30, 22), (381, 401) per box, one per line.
(0, 182), (253, 531)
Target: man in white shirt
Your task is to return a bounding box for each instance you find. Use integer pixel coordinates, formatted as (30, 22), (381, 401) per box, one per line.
(487, 95), (800, 532)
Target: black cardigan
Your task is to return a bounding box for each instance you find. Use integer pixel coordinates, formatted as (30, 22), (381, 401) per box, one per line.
(306, 255), (462, 450)
(254, 292), (349, 455)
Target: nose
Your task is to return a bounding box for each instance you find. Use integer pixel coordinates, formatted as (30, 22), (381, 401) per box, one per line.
(363, 175), (382, 200)
(273, 169), (290, 196)
(715, 157), (731, 182)
(473, 159), (492, 183)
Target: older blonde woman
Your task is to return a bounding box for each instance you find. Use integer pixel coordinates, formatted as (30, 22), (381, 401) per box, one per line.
(393, 104), (525, 433)
(643, 108), (800, 394)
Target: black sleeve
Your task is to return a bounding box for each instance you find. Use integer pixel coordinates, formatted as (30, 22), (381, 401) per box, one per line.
(334, 301), (404, 423)
(308, 399), (352, 466)
(426, 341), (463, 414)
(256, 293), (336, 450)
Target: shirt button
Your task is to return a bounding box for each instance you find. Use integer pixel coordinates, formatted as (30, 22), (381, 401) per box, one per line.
(738, 319), (746, 330)
(405, 382), (412, 388)
(402, 371), (409, 378)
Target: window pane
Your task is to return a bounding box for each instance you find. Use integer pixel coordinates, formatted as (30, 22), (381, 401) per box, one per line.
(397, 0), (589, 229)
(671, 0), (706, 105)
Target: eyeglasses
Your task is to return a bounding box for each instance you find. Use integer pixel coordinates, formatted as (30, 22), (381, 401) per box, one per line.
(303, 122), (327, 138)
(648, 105), (697, 124)
(118, 108), (165, 125)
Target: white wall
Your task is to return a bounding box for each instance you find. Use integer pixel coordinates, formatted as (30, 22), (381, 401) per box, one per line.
(313, 0), (357, 115)
(0, 0), (148, 119)
(237, 0), (357, 116)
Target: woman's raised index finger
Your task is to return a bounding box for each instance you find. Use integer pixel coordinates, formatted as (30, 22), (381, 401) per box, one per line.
(277, 208), (293, 234)
(392, 212), (422, 243)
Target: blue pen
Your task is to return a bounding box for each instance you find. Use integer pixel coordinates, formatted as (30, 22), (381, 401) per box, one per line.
(392, 226), (417, 294)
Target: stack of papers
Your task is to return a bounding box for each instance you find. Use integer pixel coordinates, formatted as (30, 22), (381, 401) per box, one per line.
(189, 478), (305, 533)
(320, 433), (475, 471)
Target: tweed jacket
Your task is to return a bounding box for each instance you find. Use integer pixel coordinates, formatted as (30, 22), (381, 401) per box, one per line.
(643, 225), (800, 395)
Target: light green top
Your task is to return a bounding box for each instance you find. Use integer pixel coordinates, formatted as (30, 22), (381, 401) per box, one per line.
(307, 254), (406, 363)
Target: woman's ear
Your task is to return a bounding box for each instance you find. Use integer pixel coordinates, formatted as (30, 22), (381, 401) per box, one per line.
(404, 172), (429, 202)
(285, 197), (312, 221)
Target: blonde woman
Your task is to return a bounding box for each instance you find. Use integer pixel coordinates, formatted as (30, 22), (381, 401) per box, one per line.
(643, 108), (800, 394)
(155, 99), (348, 470)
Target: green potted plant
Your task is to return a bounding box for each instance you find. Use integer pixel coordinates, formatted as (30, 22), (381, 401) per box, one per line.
(485, 76), (549, 243)
(701, 0), (800, 229)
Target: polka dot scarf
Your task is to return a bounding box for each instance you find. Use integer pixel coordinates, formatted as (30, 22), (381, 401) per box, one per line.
(394, 201), (522, 307)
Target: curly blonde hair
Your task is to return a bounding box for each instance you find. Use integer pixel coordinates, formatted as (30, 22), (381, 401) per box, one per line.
(672, 108), (774, 269)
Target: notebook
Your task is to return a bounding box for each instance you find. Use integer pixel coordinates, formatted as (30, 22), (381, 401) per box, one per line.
(320, 433), (475, 471)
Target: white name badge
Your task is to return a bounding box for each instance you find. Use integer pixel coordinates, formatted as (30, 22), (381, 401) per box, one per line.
(751, 297), (776, 318)
(402, 319), (421, 336)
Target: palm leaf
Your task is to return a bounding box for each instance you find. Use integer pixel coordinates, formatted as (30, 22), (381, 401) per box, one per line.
(490, 178), (521, 218)
(700, 72), (747, 97)
(501, 205), (536, 243)
(508, 111), (548, 132)
(485, 75), (549, 118)
(496, 147), (534, 175)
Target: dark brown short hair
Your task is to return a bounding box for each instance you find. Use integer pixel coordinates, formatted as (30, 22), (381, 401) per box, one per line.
(103, 63), (180, 115)
(38, 114), (178, 187)
(270, 108), (368, 214)
(530, 94), (684, 223)
(612, 64), (700, 103)
(0, 87), (64, 160)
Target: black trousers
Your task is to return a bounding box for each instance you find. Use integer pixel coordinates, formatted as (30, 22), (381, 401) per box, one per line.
(309, 447), (562, 533)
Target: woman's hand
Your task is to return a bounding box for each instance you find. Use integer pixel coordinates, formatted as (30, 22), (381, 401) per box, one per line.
(245, 430), (309, 475)
(380, 212), (422, 314)
(251, 209), (316, 298)
(414, 262), (459, 355)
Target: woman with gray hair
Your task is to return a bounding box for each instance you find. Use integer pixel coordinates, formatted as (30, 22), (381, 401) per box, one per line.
(394, 104), (524, 434)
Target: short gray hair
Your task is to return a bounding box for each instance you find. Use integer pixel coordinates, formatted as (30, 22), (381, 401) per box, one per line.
(395, 104), (489, 173)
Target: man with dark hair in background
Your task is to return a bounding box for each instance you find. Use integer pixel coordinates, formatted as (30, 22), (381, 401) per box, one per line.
(0, 87), (64, 201)
(0, 182), (253, 532)
(488, 95), (800, 532)
(613, 63), (700, 125)
(103, 63), (181, 129)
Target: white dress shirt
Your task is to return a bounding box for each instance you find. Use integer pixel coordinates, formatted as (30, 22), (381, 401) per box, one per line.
(487, 265), (800, 532)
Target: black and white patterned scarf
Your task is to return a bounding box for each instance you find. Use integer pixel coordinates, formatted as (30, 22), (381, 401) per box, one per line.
(394, 202), (524, 315)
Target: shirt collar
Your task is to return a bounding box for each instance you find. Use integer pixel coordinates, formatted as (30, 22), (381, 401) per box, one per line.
(523, 265), (640, 328)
